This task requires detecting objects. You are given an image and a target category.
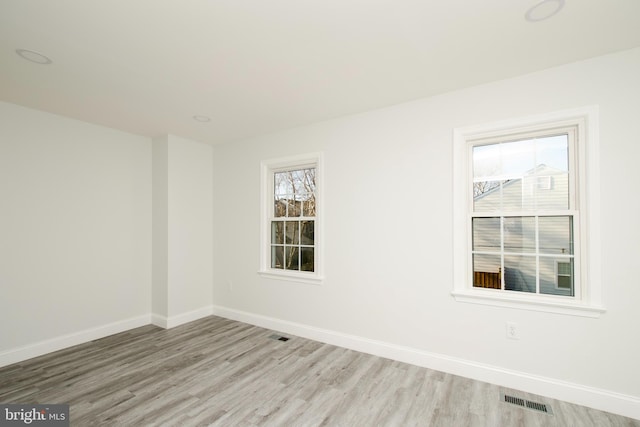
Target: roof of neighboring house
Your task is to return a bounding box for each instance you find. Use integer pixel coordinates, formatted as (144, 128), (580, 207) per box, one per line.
(473, 164), (565, 201)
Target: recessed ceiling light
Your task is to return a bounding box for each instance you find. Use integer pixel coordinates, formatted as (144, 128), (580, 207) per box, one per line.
(525, 0), (565, 22)
(15, 49), (53, 65)
(193, 115), (211, 123)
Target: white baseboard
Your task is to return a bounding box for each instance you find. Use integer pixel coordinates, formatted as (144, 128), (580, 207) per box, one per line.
(212, 305), (640, 421)
(150, 313), (168, 329)
(0, 314), (151, 368)
(152, 305), (214, 329)
(2, 306), (637, 420)
(1, 305), (215, 368)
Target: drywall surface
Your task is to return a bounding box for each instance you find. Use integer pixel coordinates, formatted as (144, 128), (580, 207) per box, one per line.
(0, 102), (151, 351)
(152, 134), (214, 325)
(151, 136), (169, 318)
(166, 135), (214, 317)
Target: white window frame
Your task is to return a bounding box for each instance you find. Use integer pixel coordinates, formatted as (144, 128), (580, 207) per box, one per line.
(452, 106), (604, 317)
(259, 152), (324, 285)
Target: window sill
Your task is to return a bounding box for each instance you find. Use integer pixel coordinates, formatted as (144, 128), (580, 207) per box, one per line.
(451, 290), (605, 318)
(258, 270), (324, 285)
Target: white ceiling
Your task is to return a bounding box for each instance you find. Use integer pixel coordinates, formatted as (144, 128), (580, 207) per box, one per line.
(2, 1), (640, 145)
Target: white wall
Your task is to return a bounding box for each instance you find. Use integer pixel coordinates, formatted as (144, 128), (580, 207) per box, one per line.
(152, 135), (214, 326)
(0, 47), (637, 417)
(152, 136), (169, 318)
(167, 135), (214, 318)
(0, 102), (151, 356)
(0, 105), (214, 362)
(212, 48), (640, 417)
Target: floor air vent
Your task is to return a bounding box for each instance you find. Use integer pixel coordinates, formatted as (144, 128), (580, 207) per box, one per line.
(501, 392), (553, 415)
(268, 334), (290, 342)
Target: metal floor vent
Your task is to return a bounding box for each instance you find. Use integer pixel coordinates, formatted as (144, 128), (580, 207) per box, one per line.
(501, 392), (553, 415)
(268, 334), (290, 342)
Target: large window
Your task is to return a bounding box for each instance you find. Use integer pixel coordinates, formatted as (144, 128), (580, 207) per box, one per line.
(472, 132), (575, 297)
(453, 107), (603, 316)
(260, 153), (323, 284)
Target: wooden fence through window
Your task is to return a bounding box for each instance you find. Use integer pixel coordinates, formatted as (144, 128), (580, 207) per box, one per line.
(474, 269), (502, 289)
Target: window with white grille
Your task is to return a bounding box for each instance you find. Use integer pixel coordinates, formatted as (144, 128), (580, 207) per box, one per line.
(452, 107), (604, 317)
(260, 153), (323, 284)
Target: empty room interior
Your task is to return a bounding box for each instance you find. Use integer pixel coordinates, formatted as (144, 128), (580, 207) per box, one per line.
(1, 0), (640, 425)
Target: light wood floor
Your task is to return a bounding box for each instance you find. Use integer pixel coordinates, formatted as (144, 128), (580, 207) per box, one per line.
(0, 316), (638, 426)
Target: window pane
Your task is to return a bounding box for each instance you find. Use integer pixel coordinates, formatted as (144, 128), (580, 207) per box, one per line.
(300, 168), (316, 193)
(473, 254), (501, 289)
(503, 217), (535, 254)
(473, 180), (503, 211)
(301, 247), (314, 272)
(290, 169), (312, 194)
(540, 258), (574, 296)
(539, 216), (573, 255)
(536, 135), (568, 173)
(288, 199), (302, 217)
(271, 246), (283, 269)
(271, 221), (284, 244)
(504, 255), (536, 293)
(285, 246), (299, 270)
(472, 218), (500, 251)
(302, 194), (316, 216)
(557, 261), (571, 275)
(473, 144), (501, 181)
(557, 275), (572, 289)
(500, 139), (536, 178)
(275, 169), (316, 196)
(501, 180), (524, 212)
(274, 196), (286, 217)
(285, 221), (299, 244)
(472, 136), (571, 212)
(274, 171), (294, 195)
(301, 221), (314, 245)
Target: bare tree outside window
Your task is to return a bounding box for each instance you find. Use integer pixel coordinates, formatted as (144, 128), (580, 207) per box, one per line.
(271, 168), (316, 272)
(473, 180), (503, 198)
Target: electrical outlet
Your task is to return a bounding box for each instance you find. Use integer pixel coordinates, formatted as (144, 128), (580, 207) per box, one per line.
(506, 321), (520, 340)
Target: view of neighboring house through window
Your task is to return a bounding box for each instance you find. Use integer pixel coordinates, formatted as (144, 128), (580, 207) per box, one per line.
(471, 131), (576, 296)
(453, 107), (603, 316)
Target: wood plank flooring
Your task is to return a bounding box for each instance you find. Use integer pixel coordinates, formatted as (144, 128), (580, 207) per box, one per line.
(0, 316), (638, 426)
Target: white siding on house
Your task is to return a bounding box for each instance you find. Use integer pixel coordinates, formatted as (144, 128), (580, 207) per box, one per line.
(473, 164), (573, 296)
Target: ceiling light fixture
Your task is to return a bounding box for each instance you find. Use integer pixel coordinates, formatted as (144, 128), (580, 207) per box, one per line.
(525, 0), (565, 22)
(15, 49), (53, 65)
(193, 115), (211, 122)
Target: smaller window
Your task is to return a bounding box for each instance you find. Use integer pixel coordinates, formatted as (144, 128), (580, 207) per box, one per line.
(260, 153), (323, 284)
(271, 168), (316, 272)
(537, 175), (552, 190)
(556, 261), (573, 290)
